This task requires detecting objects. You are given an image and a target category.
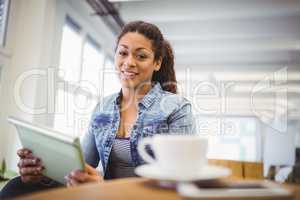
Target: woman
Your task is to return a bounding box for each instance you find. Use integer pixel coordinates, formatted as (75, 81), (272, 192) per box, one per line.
(0, 21), (196, 198)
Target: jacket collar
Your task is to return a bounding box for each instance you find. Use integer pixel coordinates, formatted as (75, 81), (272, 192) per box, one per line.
(113, 83), (162, 109)
(139, 83), (162, 108)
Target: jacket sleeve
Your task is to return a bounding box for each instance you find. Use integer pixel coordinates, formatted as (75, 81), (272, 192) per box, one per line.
(81, 104), (100, 168)
(167, 100), (197, 135)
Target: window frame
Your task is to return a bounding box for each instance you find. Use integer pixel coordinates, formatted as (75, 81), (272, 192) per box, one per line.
(53, 15), (107, 136)
(58, 15), (104, 94)
(0, 0), (10, 47)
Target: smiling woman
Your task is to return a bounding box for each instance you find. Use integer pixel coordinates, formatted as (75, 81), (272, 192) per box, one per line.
(116, 32), (159, 87)
(115, 21), (177, 94)
(0, 21), (196, 199)
(80, 21), (196, 180)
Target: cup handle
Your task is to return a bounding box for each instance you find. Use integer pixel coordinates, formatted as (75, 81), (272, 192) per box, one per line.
(138, 137), (156, 164)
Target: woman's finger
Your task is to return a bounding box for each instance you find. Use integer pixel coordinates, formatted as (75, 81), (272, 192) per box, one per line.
(66, 176), (80, 187)
(70, 170), (88, 183)
(18, 158), (41, 167)
(65, 175), (74, 187)
(85, 164), (101, 176)
(66, 181), (71, 187)
(70, 178), (79, 186)
(84, 164), (103, 182)
(17, 148), (32, 158)
(19, 166), (44, 176)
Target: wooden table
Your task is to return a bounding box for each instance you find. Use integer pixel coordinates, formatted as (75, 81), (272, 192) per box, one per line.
(15, 178), (300, 200)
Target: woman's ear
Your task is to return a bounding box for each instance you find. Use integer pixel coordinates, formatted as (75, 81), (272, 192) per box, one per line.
(154, 58), (162, 71)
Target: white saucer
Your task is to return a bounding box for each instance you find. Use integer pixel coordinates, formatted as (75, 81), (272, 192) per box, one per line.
(135, 164), (231, 182)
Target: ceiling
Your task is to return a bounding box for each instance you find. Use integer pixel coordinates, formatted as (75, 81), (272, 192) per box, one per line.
(112, 0), (300, 67)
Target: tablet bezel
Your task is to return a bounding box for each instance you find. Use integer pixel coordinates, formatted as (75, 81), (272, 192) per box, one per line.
(7, 116), (85, 184)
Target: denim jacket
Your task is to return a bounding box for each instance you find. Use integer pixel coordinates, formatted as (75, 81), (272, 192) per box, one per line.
(82, 83), (196, 178)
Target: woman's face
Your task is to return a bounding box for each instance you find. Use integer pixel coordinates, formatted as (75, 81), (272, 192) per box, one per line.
(115, 32), (161, 89)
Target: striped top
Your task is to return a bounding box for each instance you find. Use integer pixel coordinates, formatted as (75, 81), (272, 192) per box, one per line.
(106, 138), (137, 179)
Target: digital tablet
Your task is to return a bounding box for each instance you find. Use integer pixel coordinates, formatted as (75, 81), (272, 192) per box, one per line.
(7, 116), (85, 184)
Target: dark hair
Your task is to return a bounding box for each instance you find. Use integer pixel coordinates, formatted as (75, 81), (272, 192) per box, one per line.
(116, 21), (177, 94)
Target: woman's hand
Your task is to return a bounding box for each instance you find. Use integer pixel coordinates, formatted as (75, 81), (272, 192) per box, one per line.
(17, 148), (45, 183)
(65, 164), (103, 187)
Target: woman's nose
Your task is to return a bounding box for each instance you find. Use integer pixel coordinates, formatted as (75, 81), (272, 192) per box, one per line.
(124, 54), (136, 67)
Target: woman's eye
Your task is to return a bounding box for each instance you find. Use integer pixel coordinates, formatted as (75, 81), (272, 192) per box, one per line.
(118, 51), (127, 56)
(136, 54), (147, 59)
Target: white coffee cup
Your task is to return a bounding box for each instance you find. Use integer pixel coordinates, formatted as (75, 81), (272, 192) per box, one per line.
(138, 135), (208, 173)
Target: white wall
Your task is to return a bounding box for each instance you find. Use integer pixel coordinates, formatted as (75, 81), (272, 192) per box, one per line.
(0, 0), (20, 167)
(0, 52), (11, 162)
(0, 0), (59, 171)
(0, 0), (116, 171)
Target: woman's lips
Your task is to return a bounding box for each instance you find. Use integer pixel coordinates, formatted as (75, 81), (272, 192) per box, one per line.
(121, 71), (139, 79)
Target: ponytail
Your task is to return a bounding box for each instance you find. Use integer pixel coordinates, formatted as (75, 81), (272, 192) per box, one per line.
(152, 40), (177, 93)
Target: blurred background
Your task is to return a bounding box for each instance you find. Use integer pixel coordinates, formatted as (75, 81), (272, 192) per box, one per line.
(0, 0), (299, 177)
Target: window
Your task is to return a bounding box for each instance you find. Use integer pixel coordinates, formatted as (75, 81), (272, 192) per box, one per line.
(58, 16), (82, 82)
(54, 16), (104, 136)
(197, 116), (260, 162)
(104, 57), (114, 69)
(81, 35), (104, 92)
(0, 0), (10, 46)
(103, 56), (120, 96)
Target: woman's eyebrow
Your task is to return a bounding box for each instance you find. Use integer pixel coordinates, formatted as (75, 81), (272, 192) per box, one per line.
(119, 44), (128, 49)
(119, 44), (152, 53)
(136, 47), (152, 53)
